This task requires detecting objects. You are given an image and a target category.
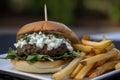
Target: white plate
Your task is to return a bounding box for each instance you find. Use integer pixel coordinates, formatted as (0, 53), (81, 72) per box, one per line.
(0, 54), (120, 80)
(0, 54), (52, 80)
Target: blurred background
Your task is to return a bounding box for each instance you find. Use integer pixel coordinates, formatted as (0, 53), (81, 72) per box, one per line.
(0, 0), (120, 53)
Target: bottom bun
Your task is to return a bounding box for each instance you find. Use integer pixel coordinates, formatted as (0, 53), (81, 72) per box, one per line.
(11, 59), (68, 73)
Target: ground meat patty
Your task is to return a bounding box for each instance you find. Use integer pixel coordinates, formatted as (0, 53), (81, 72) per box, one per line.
(17, 43), (68, 57)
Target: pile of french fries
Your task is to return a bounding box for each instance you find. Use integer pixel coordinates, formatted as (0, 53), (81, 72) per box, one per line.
(52, 35), (120, 80)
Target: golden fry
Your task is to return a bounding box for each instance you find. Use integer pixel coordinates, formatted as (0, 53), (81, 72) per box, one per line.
(93, 48), (105, 54)
(89, 60), (120, 78)
(88, 41), (114, 54)
(80, 48), (119, 65)
(105, 43), (115, 51)
(82, 35), (90, 40)
(108, 49), (120, 61)
(71, 63), (83, 78)
(70, 35), (120, 79)
(84, 54), (95, 59)
(86, 67), (96, 77)
(95, 59), (107, 67)
(73, 44), (93, 53)
(81, 39), (112, 50)
(102, 35), (106, 41)
(74, 63), (94, 80)
(83, 52), (96, 59)
(115, 63), (120, 69)
(52, 52), (85, 80)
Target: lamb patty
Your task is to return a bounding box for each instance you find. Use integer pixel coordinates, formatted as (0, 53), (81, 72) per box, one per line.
(17, 43), (68, 57)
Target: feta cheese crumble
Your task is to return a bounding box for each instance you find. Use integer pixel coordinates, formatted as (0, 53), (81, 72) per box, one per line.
(14, 32), (73, 51)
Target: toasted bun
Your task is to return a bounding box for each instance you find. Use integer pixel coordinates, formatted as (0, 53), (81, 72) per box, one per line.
(11, 59), (68, 73)
(17, 21), (79, 44)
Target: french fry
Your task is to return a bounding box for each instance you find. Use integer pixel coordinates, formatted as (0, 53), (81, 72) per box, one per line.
(80, 48), (119, 65)
(95, 59), (108, 67)
(102, 35), (106, 41)
(105, 43), (115, 51)
(115, 63), (120, 69)
(108, 49), (120, 61)
(52, 52), (85, 80)
(93, 41), (114, 54)
(73, 44), (93, 53)
(81, 39), (112, 50)
(89, 60), (120, 78)
(52, 35), (120, 80)
(94, 40), (100, 42)
(70, 35), (120, 79)
(74, 63), (94, 80)
(86, 67), (96, 77)
(70, 63), (83, 78)
(84, 53), (95, 59)
(93, 48), (105, 54)
(83, 52), (96, 59)
(82, 35), (90, 40)
(93, 43), (114, 54)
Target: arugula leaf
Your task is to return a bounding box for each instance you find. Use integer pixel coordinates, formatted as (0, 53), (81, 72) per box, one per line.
(6, 48), (22, 60)
(6, 48), (18, 59)
(69, 50), (81, 57)
(52, 53), (70, 59)
(26, 55), (36, 61)
(37, 54), (54, 61)
(52, 51), (81, 60)
(4, 47), (81, 64)
(0, 48), (19, 60)
(26, 55), (37, 64)
(25, 54), (54, 64)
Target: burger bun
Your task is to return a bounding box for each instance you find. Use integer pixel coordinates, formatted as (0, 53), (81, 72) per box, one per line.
(11, 59), (69, 73)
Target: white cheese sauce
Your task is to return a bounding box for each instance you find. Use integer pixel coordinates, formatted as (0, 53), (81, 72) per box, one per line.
(14, 32), (73, 51)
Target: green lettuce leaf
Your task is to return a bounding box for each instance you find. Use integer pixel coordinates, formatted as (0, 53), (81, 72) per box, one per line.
(52, 50), (81, 59)
(5, 48), (81, 64)
(6, 48), (19, 60)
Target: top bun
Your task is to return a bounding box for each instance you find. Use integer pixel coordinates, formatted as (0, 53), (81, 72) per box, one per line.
(17, 21), (79, 44)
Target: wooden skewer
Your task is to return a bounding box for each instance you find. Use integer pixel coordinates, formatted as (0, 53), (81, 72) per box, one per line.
(44, 4), (48, 21)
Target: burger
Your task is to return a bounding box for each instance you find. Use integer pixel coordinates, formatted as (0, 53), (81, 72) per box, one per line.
(6, 21), (80, 73)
